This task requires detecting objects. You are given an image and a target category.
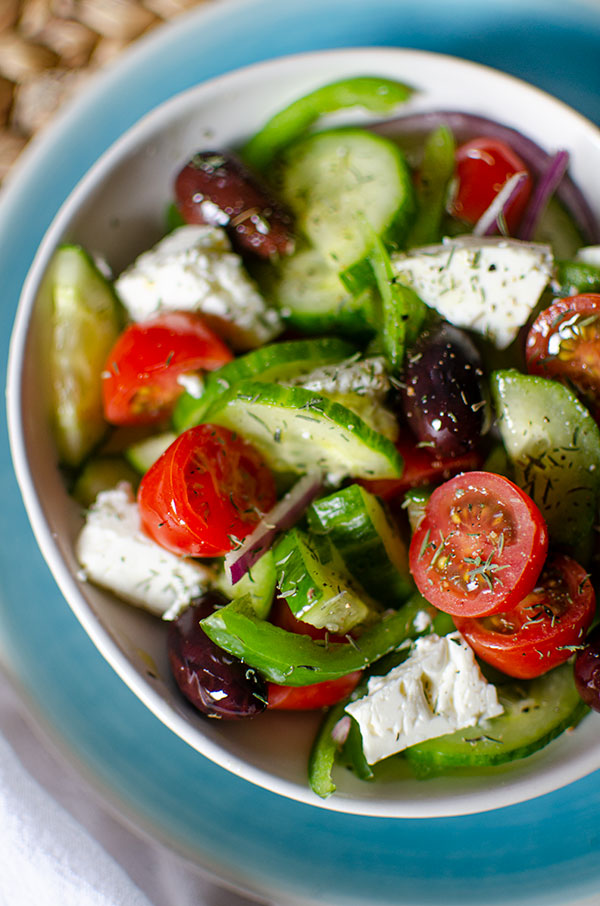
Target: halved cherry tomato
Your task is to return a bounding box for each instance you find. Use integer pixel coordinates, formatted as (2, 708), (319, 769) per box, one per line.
(409, 472), (548, 618)
(267, 672), (362, 710)
(102, 311), (232, 425)
(447, 137), (531, 234)
(525, 293), (600, 418)
(454, 554), (595, 678)
(267, 597), (361, 709)
(360, 434), (483, 502)
(138, 424), (276, 557)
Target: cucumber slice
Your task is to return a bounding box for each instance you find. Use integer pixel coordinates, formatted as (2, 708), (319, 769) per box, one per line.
(214, 549), (276, 620)
(72, 456), (139, 507)
(49, 245), (122, 466)
(274, 527), (376, 634)
(306, 483), (413, 605)
(534, 195), (585, 259)
(172, 336), (357, 432)
(201, 380), (404, 481)
(276, 128), (415, 271)
(491, 370), (600, 545)
(266, 247), (377, 336)
(404, 661), (588, 776)
(125, 431), (177, 474)
(287, 355), (398, 440)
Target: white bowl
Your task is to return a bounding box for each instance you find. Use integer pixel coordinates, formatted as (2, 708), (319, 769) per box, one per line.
(7, 47), (600, 818)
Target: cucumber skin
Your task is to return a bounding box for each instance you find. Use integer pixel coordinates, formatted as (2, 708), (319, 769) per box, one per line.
(50, 244), (123, 467)
(307, 483), (413, 605)
(403, 662), (589, 777)
(200, 379), (404, 480)
(172, 337), (357, 433)
(491, 370), (600, 546)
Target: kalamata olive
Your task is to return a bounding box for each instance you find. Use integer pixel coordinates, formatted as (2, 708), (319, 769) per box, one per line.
(168, 591), (267, 719)
(574, 625), (600, 712)
(399, 322), (487, 457)
(174, 150), (295, 259)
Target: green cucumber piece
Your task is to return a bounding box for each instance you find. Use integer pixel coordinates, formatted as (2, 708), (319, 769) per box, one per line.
(201, 380), (404, 480)
(125, 431), (177, 474)
(72, 456), (139, 507)
(274, 527), (376, 634)
(266, 247), (377, 336)
(306, 483), (413, 605)
(49, 245), (123, 466)
(214, 549), (276, 620)
(491, 370), (600, 545)
(172, 336), (357, 432)
(534, 195), (585, 259)
(404, 661), (588, 776)
(275, 127), (415, 271)
(287, 355), (398, 440)
(242, 76), (413, 172)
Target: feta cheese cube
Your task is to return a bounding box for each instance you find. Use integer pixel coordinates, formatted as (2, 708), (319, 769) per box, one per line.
(75, 483), (214, 618)
(391, 237), (553, 349)
(345, 632), (503, 764)
(114, 225), (281, 350)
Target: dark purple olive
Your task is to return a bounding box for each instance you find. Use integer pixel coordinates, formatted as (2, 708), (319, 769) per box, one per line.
(168, 591), (267, 719)
(174, 150), (295, 259)
(574, 625), (600, 712)
(399, 322), (487, 457)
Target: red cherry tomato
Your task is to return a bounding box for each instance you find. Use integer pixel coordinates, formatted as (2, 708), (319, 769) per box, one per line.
(454, 554), (595, 678)
(267, 672), (362, 710)
(409, 472), (548, 618)
(102, 312), (232, 425)
(448, 137), (531, 233)
(360, 435), (483, 502)
(137, 424), (276, 557)
(525, 293), (600, 418)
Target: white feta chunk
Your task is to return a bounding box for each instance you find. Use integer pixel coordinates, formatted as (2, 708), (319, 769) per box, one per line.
(114, 225), (281, 350)
(75, 483), (214, 618)
(391, 237), (553, 348)
(345, 632), (503, 765)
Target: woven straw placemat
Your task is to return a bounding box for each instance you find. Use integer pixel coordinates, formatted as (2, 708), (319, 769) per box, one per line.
(0, 0), (213, 184)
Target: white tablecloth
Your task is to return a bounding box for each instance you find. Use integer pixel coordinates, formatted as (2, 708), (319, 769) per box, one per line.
(0, 672), (266, 906)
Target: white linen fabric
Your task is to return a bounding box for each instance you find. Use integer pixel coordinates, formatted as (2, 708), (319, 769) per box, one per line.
(0, 673), (265, 906)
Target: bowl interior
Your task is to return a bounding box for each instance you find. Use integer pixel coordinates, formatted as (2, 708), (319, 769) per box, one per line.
(8, 46), (600, 818)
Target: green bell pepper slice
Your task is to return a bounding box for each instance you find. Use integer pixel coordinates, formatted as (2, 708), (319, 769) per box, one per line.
(242, 75), (413, 171)
(406, 125), (456, 247)
(201, 592), (443, 686)
(369, 234), (427, 372)
(555, 259), (600, 295)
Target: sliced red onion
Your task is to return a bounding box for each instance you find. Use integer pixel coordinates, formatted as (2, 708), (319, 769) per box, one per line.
(517, 150), (570, 241)
(370, 111), (600, 243)
(331, 715), (351, 745)
(473, 171), (529, 236)
(224, 470), (324, 585)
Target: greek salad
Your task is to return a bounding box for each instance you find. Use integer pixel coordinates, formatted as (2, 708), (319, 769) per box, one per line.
(46, 74), (600, 797)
